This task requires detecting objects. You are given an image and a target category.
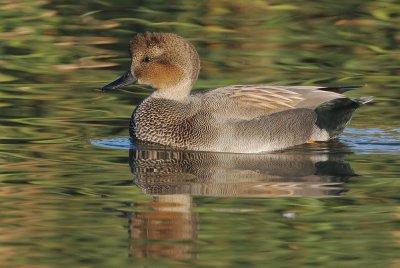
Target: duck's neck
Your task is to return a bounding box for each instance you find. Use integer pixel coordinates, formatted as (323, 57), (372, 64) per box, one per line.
(150, 79), (193, 102)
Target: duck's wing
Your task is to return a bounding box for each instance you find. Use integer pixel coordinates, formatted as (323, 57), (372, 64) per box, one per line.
(217, 85), (304, 111)
(206, 85), (347, 113)
(269, 86), (350, 109)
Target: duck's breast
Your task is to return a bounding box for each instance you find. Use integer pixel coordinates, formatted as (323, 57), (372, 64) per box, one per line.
(131, 97), (219, 149)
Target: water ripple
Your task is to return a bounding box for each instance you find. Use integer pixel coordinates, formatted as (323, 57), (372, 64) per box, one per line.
(341, 128), (400, 155)
(92, 128), (400, 155)
(91, 137), (135, 149)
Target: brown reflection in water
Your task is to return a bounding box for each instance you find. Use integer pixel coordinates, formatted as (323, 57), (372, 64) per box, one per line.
(0, 186), (54, 268)
(127, 143), (355, 260)
(129, 194), (196, 260)
(392, 207), (400, 268)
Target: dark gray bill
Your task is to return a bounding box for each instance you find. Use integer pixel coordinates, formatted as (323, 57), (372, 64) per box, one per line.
(101, 71), (137, 91)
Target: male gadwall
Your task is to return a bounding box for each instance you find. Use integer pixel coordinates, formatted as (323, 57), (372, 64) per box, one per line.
(102, 32), (372, 153)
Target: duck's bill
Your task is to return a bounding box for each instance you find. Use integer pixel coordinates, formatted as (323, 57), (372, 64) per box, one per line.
(101, 71), (137, 91)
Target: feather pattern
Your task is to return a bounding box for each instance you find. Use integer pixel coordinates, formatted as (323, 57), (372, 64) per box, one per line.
(210, 85), (305, 111)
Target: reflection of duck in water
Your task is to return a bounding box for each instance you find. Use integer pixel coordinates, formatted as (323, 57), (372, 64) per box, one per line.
(127, 143), (355, 260)
(129, 142), (355, 197)
(128, 194), (196, 260)
(102, 32), (372, 153)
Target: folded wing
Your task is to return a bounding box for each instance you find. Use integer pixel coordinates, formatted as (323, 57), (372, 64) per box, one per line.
(201, 85), (347, 120)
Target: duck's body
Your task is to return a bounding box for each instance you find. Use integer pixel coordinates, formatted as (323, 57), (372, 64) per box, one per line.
(102, 32), (372, 153)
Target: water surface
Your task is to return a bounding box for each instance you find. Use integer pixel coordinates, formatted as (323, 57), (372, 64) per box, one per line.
(1, 1), (400, 267)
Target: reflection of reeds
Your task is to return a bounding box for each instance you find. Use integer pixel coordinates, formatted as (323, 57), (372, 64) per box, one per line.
(393, 206), (400, 267)
(56, 55), (119, 71)
(0, 0), (121, 82)
(1, 0), (399, 101)
(0, 185), (55, 268)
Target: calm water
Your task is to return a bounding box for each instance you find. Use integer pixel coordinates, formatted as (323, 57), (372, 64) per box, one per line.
(1, 1), (400, 267)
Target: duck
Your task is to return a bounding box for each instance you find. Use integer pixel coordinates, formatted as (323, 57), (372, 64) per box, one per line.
(101, 32), (372, 153)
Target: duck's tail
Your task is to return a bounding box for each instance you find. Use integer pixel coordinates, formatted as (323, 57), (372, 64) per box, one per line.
(314, 96), (373, 140)
(354, 96), (374, 105)
(320, 86), (360, 93)
(320, 86), (375, 104)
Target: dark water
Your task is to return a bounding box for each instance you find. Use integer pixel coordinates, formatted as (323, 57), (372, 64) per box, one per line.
(1, 1), (400, 267)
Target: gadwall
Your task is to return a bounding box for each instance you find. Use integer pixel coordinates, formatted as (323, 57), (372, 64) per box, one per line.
(102, 32), (372, 153)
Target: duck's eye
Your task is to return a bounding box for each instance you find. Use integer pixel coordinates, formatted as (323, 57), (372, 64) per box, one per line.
(143, 56), (151, 63)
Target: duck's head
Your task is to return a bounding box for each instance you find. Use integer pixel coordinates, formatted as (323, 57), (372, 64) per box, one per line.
(102, 32), (200, 100)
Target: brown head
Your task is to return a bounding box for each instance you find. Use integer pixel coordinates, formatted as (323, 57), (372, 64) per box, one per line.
(102, 33), (200, 100)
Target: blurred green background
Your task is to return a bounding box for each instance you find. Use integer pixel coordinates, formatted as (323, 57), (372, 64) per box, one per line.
(0, 0), (400, 267)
